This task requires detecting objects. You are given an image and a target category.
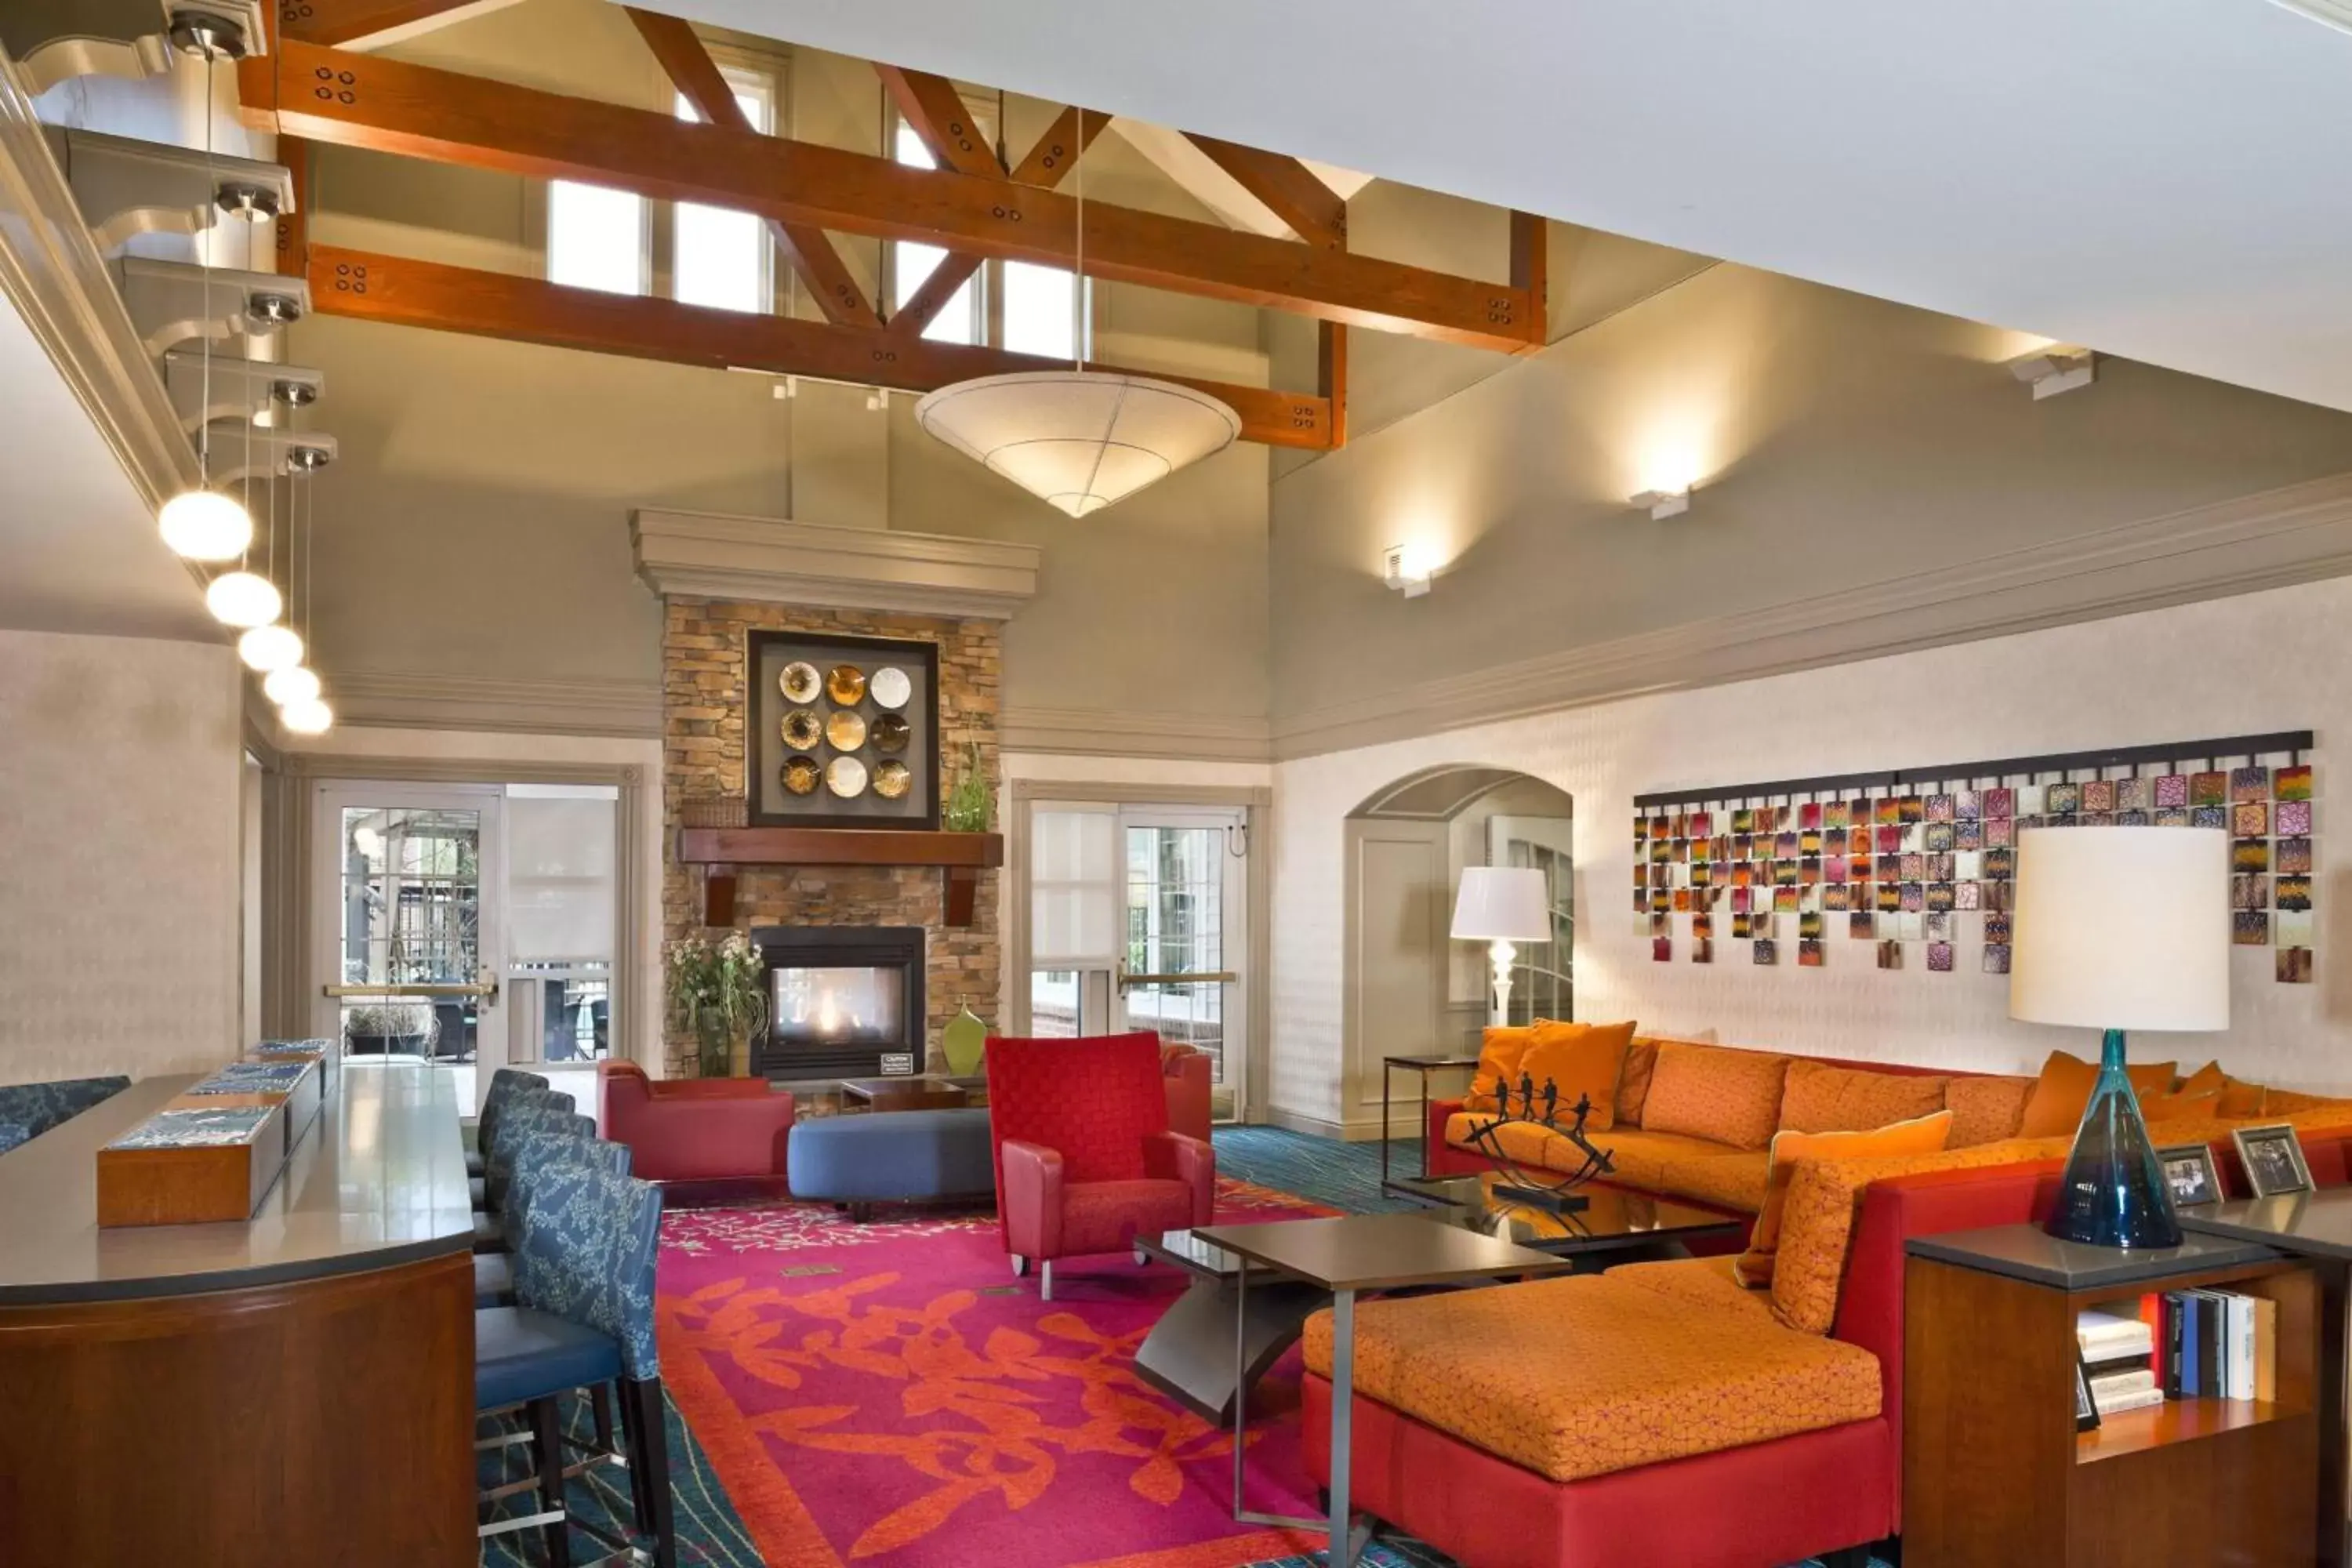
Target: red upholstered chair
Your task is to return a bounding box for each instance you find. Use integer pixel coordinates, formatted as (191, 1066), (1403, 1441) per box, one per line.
(596, 1060), (795, 1185)
(986, 1032), (1215, 1300)
(1160, 1044), (1214, 1145)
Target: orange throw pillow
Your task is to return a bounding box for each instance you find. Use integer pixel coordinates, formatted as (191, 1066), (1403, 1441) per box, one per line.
(2140, 1087), (2223, 1125)
(2180, 1060), (2269, 1118)
(1514, 1019), (1635, 1132)
(1642, 1042), (1793, 1150)
(2016, 1050), (2179, 1140)
(1777, 1061), (1950, 1134)
(1614, 1038), (1660, 1127)
(1465, 1025), (1537, 1112)
(1734, 1109), (1955, 1289)
(1944, 1076), (2034, 1148)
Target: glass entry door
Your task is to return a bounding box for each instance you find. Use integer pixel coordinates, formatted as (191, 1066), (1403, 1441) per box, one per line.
(1029, 801), (1250, 1123)
(310, 782), (508, 1109)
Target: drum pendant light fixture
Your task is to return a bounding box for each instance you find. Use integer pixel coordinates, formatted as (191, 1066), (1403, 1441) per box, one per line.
(913, 110), (1237, 516)
(160, 43), (254, 562)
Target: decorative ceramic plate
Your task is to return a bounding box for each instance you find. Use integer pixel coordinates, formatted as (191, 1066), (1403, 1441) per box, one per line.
(873, 759), (912, 800)
(870, 713), (911, 754)
(780, 756), (822, 796)
(826, 755), (869, 797)
(869, 666), (912, 710)
(782, 708), (822, 751)
(826, 664), (866, 705)
(779, 661), (822, 703)
(826, 709), (868, 750)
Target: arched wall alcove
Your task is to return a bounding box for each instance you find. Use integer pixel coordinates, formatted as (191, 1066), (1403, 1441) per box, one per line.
(1341, 763), (1573, 1138)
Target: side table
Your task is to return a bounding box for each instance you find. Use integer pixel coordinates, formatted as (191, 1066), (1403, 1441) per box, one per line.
(1378, 1054), (1480, 1199)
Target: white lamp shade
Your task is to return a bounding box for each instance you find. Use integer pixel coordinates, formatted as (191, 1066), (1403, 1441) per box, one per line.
(1451, 866), (1553, 942)
(263, 665), (321, 706)
(2009, 826), (2230, 1032)
(205, 570), (282, 629)
(237, 623), (304, 672)
(158, 488), (253, 561)
(913, 371), (1240, 517)
(280, 697), (334, 735)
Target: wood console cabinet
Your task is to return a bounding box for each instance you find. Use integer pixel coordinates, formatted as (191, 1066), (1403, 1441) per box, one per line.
(1904, 1225), (2319, 1567)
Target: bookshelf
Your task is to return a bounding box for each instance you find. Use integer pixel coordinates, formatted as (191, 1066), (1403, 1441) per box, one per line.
(1904, 1225), (2318, 1566)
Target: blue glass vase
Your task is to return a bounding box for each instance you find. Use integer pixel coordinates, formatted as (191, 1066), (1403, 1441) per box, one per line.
(2043, 1028), (2182, 1249)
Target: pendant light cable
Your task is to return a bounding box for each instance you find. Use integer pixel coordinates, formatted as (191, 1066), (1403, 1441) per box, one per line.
(198, 49), (215, 488)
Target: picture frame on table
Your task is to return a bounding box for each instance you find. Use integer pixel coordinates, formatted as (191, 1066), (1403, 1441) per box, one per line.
(2231, 1123), (2314, 1200)
(2074, 1348), (2100, 1432)
(2154, 1142), (2223, 1209)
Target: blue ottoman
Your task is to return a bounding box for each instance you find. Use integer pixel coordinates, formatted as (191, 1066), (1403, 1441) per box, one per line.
(788, 1108), (996, 1220)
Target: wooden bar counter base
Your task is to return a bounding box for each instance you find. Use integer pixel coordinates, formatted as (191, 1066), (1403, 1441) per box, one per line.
(0, 1063), (478, 1568)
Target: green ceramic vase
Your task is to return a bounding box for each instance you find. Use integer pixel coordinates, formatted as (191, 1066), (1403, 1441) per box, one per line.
(941, 1006), (989, 1076)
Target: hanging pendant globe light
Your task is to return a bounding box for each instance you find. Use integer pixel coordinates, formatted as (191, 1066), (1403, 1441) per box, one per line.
(205, 569), (281, 628)
(280, 696), (334, 735)
(159, 488), (255, 561)
(265, 664), (321, 706)
(915, 372), (1240, 517)
(238, 622), (303, 672)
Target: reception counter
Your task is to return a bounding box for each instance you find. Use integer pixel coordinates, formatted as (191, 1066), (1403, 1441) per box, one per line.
(0, 1062), (477, 1566)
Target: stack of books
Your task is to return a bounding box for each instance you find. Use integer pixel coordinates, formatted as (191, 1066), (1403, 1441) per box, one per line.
(2077, 1293), (2280, 1413)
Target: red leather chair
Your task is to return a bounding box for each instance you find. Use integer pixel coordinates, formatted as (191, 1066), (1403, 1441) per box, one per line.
(1160, 1043), (1214, 1145)
(597, 1060), (795, 1185)
(985, 1032), (1214, 1300)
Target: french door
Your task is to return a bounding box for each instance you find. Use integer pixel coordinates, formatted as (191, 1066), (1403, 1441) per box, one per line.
(1028, 802), (1250, 1123)
(310, 782), (508, 1110)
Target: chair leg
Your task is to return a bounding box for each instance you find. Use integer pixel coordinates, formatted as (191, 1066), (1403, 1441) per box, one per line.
(613, 1379), (655, 1548)
(1009, 1254), (1028, 1277)
(1819, 1547), (1871, 1568)
(529, 1394), (571, 1568)
(1040, 1260), (1054, 1301)
(590, 1382), (619, 1465)
(624, 1376), (677, 1568)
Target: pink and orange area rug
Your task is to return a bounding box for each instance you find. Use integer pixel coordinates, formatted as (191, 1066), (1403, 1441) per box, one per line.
(657, 1179), (1336, 1568)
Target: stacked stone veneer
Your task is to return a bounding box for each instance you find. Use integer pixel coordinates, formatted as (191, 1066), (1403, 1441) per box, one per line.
(661, 597), (1001, 1078)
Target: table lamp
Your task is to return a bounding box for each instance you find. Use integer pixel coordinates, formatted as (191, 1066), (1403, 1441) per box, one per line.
(2011, 825), (2230, 1249)
(1451, 866), (1552, 1025)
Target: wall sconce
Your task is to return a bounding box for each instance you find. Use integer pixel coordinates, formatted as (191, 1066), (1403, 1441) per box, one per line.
(1631, 487), (1690, 520)
(1384, 543), (1435, 598)
(2008, 347), (2096, 400)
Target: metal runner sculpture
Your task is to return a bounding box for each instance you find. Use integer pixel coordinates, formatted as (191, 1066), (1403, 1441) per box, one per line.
(1463, 1070), (1617, 1214)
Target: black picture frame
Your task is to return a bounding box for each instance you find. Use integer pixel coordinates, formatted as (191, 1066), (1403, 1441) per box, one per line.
(745, 630), (942, 829)
(2154, 1142), (2223, 1209)
(2074, 1348), (2101, 1432)
(2231, 1122), (2315, 1200)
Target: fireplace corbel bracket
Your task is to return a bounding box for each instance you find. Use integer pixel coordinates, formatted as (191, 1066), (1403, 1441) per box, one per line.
(677, 828), (1006, 929)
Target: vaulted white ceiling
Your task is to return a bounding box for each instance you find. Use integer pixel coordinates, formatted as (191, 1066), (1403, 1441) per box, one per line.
(639, 0), (2352, 413)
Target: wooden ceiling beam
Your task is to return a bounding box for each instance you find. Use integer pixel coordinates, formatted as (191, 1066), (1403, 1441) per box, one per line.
(1511, 210), (1548, 352)
(303, 245), (1334, 448)
(240, 41), (1540, 350)
(873, 65), (1003, 179)
(273, 136), (310, 275)
(887, 103), (1103, 339)
(1184, 133), (1348, 249)
(622, 9), (880, 331)
(280, 0), (482, 46)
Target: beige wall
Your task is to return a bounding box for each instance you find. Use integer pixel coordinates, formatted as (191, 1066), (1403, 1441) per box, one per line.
(0, 630), (243, 1085)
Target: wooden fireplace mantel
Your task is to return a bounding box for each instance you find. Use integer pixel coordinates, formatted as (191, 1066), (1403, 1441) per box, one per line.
(675, 827), (1006, 927)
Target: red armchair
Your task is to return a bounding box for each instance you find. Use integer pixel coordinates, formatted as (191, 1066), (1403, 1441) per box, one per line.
(597, 1061), (795, 1185)
(1160, 1043), (1214, 1145)
(986, 1032), (1215, 1301)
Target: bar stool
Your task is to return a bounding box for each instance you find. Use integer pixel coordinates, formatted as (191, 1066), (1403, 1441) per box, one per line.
(474, 1083), (570, 1210)
(474, 1120), (617, 1308)
(475, 1161), (672, 1567)
(474, 1093), (576, 1250)
(472, 1068), (550, 1179)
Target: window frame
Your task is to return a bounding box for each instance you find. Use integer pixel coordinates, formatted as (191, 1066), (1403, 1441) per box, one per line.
(668, 60), (777, 314)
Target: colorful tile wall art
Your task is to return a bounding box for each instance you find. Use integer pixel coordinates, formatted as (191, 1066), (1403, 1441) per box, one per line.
(1632, 734), (2314, 982)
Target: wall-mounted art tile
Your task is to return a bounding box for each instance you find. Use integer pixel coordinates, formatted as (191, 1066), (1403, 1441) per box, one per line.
(2278, 911), (2314, 948)
(1673, 888), (1693, 913)
(1896, 852), (1923, 882)
(1849, 910), (1876, 939)
(1925, 822), (1956, 853)
(2116, 778), (2152, 812)
(1774, 830), (1800, 859)
(1799, 938), (1826, 968)
(2190, 771), (2230, 808)
(2231, 840), (2272, 873)
(1651, 911), (1670, 937)
(1799, 855), (1823, 886)
(2278, 800), (2314, 837)
(1799, 909), (1825, 940)
(1732, 833), (1753, 860)
(1877, 939), (1904, 971)
(1926, 942), (1955, 973)
(1773, 860), (1800, 887)
(1731, 809), (1754, 835)
(2233, 911), (2270, 946)
(1690, 835), (1713, 863)
(1983, 880), (2016, 912)
(2117, 810), (2151, 826)
(1650, 887), (1671, 912)
(1692, 938), (1713, 964)
(1877, 883), (1903, 913)
(1774, 885), (1801, 913)
(2276, 764), (2314, 803)
(2045, 782), (2082, 815)
(1754, 938), (1778, 966)
(1926, 794), (1956, 823)
(1795, 802), (1819, 831)
(2154, 808), (2191, 828)
(1984, 848), (2016, 880)
(1688, 811), (1713, 837)
(1824, 883), (1852, 912)
(1955, 880), (1982, 910)
(1927, 882), (1956, 913)
(2230, 766), (2271, 804)
(2233, 802), (2269, 838)
(1848, 851), (1873, 881)
(1874, 853), (1900, 883)
(2191, 805), (2227, 830)
(1846, 827), (1871, 855)
(2277, 838), (2314, 875)
(1824, 855), (1850, 887)
(1649, 840), (1671, 866)
(1900, 796), (1926, 825)
(2278, 947), (2314, 984)
(1900, 823), (1925, 852)
(1984, 912), (2013, 945)
(1955, 791), (1984, 820)
(1874, 825), (1900, 855)
(1984, 787), (2016, 818)
(1986, 816), (2016, 847)
(2232, 875), (2270, 910)
(1731, 910), (1753, 939)
(2081, 780), (2115, 813)
(1983, 943), (2012, 975)
(2015, 785), (2045, 816)
(2278, 875), (2314, 912)
(1954, 849), (1983, 880)
(1955, 819), (1985, 851)
(1654, 936), (1673, 962)
(1693, 912), (1714, 940)
(1823, 800), (1853, 832)
(1926, 911), (1954, 942)
(2154, 774), (2190, 808)
(2079, 813), (2115, 828)
(1692, 863), (1715, 890)
(1900, 882), (1926, 913)
(1646, 816), (1671, 840)
(1871, 798), (1899, 827)
(1928, 852), (1957, 882)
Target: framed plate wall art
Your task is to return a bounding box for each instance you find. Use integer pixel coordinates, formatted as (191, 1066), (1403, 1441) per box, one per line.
(747, 630), (941, 829)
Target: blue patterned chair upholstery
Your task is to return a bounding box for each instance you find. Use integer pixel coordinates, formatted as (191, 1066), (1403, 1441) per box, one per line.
(475, 1161), (673, 1566)
(471, 1069), (552, 1179)
(473, 1090), (577, 1237)
(0, 1075), (131, 1154)
(474, 1128), (629, 1308)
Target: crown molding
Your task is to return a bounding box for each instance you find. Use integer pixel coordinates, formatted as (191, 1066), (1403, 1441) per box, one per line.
(631, 509), (1041, 620)
(330, 669), (662, 737)
(1272, 470), (2352, 760)
(1000, 703), (1272, 762)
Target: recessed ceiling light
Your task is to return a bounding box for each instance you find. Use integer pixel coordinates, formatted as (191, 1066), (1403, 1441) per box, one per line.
(1631, 488), (1690, 521)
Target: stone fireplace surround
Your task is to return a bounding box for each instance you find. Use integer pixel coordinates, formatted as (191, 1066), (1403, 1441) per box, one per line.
(639, 511), (1040, 1080)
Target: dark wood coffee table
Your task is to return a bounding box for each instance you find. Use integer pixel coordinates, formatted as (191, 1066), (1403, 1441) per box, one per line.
(1190, 1213), (1570, 1568)
(1396, 1169), (1746, 1265)
(837, 1075), (982, 1112)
